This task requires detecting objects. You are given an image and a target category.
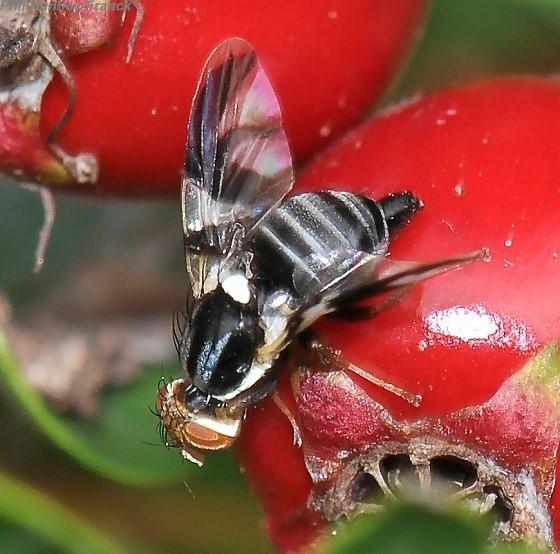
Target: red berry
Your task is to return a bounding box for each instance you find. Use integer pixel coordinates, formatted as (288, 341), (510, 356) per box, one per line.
(237, 77), (560, 553)
(1, 0), (429, 194)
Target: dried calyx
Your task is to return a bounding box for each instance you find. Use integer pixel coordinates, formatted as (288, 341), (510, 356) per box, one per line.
(290, 344), (560, 553)
(314, 437), (551, 549)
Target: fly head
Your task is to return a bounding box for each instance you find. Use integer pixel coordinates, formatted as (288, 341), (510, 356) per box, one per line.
(156, 378), (243, 466)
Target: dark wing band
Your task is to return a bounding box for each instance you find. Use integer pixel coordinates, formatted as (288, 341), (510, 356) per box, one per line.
(182, 38), (294, 254)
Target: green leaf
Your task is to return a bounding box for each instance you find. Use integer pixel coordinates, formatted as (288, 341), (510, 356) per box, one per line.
(321, 503), (489, 554)
(0, 471), (124, 554)
(320, 502), (547, 554)
(0, 334), (186, 486)
(487, 543), (547, 554)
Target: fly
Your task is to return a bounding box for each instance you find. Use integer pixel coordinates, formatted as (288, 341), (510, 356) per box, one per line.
(156, 38), (488, 466)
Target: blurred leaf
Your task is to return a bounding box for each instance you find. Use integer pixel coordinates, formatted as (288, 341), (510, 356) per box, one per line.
(0, 471), (123, 554)
(321, 503), (489, 554)
(0, 521), (60, 554)
(0, 334), (187, 485)
(487, 543), (547, 554)
(385, 0), (560, 103)
(0, 179), (183, 308)
(320, 502), (547, 554)
(0, 179), (191, 486)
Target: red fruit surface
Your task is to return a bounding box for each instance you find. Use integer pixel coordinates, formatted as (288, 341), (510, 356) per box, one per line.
(300, 77), (560, 417)
(237, 77), (560, 553)
(38, 0), (428, 195)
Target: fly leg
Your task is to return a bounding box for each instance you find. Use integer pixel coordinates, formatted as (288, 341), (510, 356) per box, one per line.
(272, 391), (302, 447)
(289, 335), (417, 436)
(295, 332), (421, 407)
(228, 369), (303, 447)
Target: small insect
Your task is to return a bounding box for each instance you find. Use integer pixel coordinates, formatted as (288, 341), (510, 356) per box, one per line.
(156, 38), (487, 466)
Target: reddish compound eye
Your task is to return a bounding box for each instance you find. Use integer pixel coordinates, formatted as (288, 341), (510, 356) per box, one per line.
(156, 379), (242, 467)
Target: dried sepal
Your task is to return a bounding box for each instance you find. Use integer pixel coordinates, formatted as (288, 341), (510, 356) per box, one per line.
(294, 344), (560, 551)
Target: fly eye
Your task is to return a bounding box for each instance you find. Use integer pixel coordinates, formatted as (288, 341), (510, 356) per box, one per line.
(181, 409), (243, 460)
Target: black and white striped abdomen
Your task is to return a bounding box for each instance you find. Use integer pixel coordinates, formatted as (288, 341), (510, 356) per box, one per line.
(251, 190), (389, 298)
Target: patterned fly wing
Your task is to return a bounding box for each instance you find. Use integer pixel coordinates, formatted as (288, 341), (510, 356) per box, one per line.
(181, 38), (294, 297)
(182, 38), (294, 298)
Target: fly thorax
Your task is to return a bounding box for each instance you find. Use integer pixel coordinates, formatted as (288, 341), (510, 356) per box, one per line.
(199, 257), (252, 297)
(182, 286), (265, 398)
(214, 289), (297, 400)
